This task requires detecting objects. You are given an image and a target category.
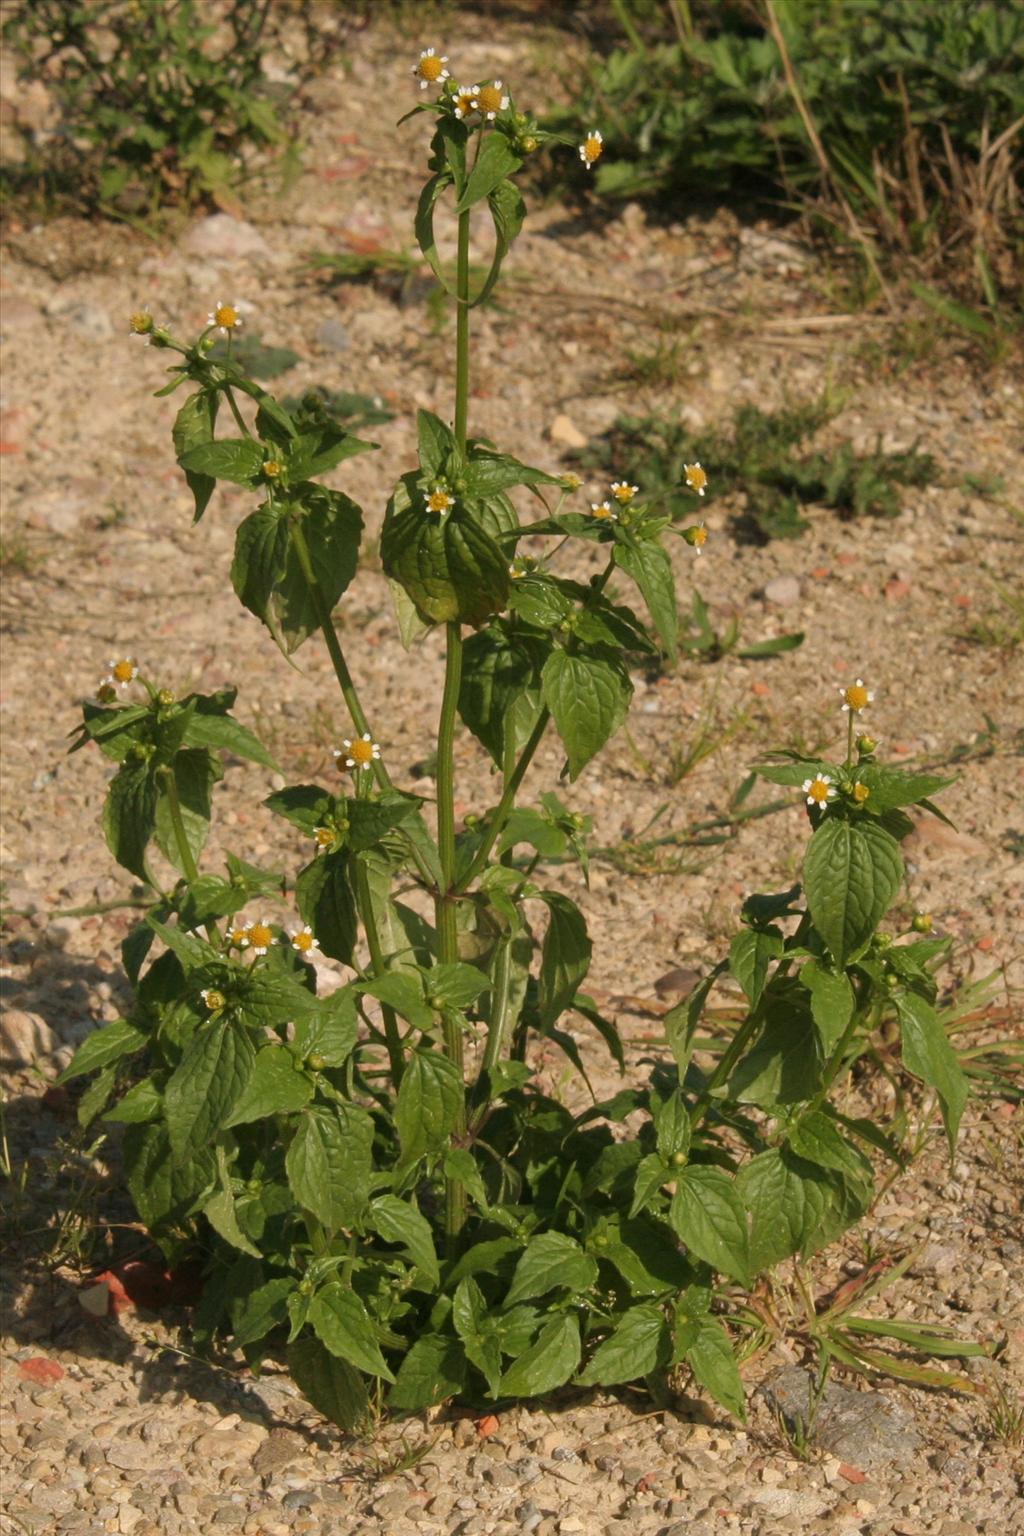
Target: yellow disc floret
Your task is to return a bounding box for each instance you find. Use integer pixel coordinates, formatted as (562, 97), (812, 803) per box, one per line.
(313, 826), (335, 850)
(852, 781), (871, 804)
(425, 486), (454, 515)
(291, 925), (320, 954)
(840, 679), (874, 713)
(684, 462), (708, 497)
(334, 734), (381, 771)
(247, 920), (276, 955)
(129, 310), (154, 336)
(579, 130), (604, 169)
(208, 300), (243, 333)
(414, 48), (449, 89)
(476, 81), (509, 119)
(802, 774), (835, 809)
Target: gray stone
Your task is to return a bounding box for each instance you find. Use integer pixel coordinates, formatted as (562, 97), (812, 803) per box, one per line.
(763, 574), (802, 607)
(22, 491), (90, 536)
(45, 916), (79, 949)
(759, 1366), (921, 1465)
(0, 1008), (56, 1065)
(181, 215), (270, 261)
(315, 316), (350, 352)
(44, 297), (114, 340)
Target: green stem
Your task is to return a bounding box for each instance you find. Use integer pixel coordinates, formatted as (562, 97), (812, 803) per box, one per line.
(224, 386), (252, 439)
(454, 207), (472, 453)
(353, 854), (404, 1087)
(158, 765), (200, 884)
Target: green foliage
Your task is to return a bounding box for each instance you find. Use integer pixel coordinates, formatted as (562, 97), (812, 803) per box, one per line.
(1, 0), (327, 216)
(578, 397), (937, 542)
(550, 0), (1024, 305)
(61, 57), (979, 1439)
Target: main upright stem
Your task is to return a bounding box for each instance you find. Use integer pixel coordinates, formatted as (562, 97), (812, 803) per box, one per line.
(438, 204), (474, 1248)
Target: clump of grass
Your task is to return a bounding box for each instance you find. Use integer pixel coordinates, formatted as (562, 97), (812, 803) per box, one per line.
(578, 393), (937, 542)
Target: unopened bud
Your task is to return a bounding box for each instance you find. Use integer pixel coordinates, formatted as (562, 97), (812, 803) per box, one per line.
(911, 912), (933, 933)
(156, 689), (175, 708)
(856, 734), (878, 756)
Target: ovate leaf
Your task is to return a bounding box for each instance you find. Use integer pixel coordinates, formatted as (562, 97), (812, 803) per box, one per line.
(541, 649), (632, 780)
(804, 817), (903, 967)
(577, 1303), (669, 1386)
(499, 1312), (581, 1397)
(669, 1165), (750, 1285)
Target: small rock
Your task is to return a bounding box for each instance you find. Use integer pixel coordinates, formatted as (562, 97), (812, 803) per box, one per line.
(22, 491), (90, 537)
(759, 1366), (921, 1465)
(45, 916), (79, 949)
(763, 574), (802, 607)
(315, 317), (350, 352)
(252, 1428), (303, 1477)
(0, 1009), (56, 1065)
(281, 1489), (318, 1512)
(181, 214), (270, 261)
(105, 1439), (157, 1471)
(44, 296), (114, 340)
(548, 414), (587, 450)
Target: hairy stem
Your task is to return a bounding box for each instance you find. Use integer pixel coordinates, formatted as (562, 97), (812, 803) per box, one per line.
(158, 765), (200, 885)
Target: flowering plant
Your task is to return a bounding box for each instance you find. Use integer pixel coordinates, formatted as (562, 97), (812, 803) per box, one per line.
(63, 54), (978, 1429)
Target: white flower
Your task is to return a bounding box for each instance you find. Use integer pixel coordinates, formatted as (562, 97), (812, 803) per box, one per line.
(802, 775), (836, 810)
(579, 129), (603, 169)
(425, 485), (454, 515)
(840, 679), (875, 713)
(684, 462), (707, 497)
(334, 733), (381, 771)
(246, 919), (277, 956)
(453, 86), (479, 120)
(475, 80), (509, 120)
(291, 925), (320, 955)
(207, 300), (243, 334)
(105, 657), (138, 689)
(413, 48), (449, 90)
(610, 481), (638, 503)
(590, 500), (617, 521)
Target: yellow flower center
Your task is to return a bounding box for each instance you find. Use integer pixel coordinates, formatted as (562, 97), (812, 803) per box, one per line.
(583, 135), (603, 164)
(129, 310), (153, 334)
(350, 738), (376, 765)
(808, 778), (830, 804)
(214, 303), (239, 329)
(427, 489), (452, 513)
(844, 684), (870, 712)
(419, 54), (444, 81)
(455, 91), (476, 115)
(685, 463), (707, 494)
(591, 502), (614, 519)
(478, 84), (504, 115)
(229, 927), (249, 946)
(313, 827), (334, 847)
(248, 923), (273, 950)
(691, 524), (708, 547)
(97, 682), (117, 703)
(293, 929), (315, 952)
(612, 485), (636, 502)
(263, 460), (283, 478)
(112, 659), (135, 683)
(852, 782), (871, 803)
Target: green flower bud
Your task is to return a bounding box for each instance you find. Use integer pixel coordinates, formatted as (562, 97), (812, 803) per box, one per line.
(857, 734), (878, 756)
(911, 912), (933, 933)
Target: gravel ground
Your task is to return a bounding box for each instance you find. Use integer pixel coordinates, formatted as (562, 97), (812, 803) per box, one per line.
(2, 10), (1022, 1535)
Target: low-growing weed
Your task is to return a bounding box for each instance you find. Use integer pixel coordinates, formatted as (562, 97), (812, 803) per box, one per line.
(58, 48), (985, 1435)
(578, 396), (937, 542)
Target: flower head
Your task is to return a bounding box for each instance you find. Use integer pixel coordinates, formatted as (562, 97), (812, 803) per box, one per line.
(610, 481), (638, 504)
(313, 826), (335, 852)
(840, 679), (874, 714)
(200, 988), (226, 1011)
(851, 781), (871, 804)
(683, 522), (708, 552)
(684, 462), (708, 497)
(413, 48), (449, 90)
(262, 458), (284, 480)
(96, 681), (118, 704)
(560, 472), (582, 492)
(425, 485), (454, 516)
(802, 774), (836, 810)
(509, 556), (538, 580)
(475, 80), (509, 119)
(208, 300), (243, 334)
(291, 925), (320, 956)
(453, 85), (479, 120)
(334, 733), (381, 771)
(129, 309), (155, 340)
(228, 924), (250, 949)
(105, 657), (138, 690)
(246, 919), (277, 957)
(590, 500), (617, 522)
(579, 129), (603, 169)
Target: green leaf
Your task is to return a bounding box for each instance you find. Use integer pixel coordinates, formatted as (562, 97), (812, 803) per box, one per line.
(804, 817), (903, 967)
(578, 1303), (670, 1386)
(456, 135), (522, 213)
(788, 1109), (871, 1181)
(424, 962), (490, 1010)
(264, 783), (335, 833)
(395, 1050), (465, 1166)
(231, 1277), (294, 1345)
(729, 926), (783, 1005)
(388, 1332), (467, 1411)
(591, 1212), (691, 1296)
(103, 1076), (162, 1125)
(285, 1103), (374, 1228)
(537, 892), (592, 1029)
(179, 437), (265, 487)
(223, 1045), (313, 1126)
(172, 388), (219, 522)
(541, 649), (632, 780)
(182, 710), (277, 771)
(738, 1147), (836, 1271)
(288, 1333), (370, 1431)
(290, 989), (359, 1067)
(358, 970), (434, 1030)
(77, 1063), (117, 1127)
(164, 1020), (255, 1162)
(417, 409), (456, 476)
(669, 1166), (750, 1285)
(652, 1089), (691, 1162)
(153, 749), (218, 874)
(614, 540), (678, 660)
(800, 958), (855, 1053)
(505, 1231), (599, 1307)
(684, 1318), (746, 1420)
(896, 992), (969, 1154)
(629, 1153), (671, 1218)
(285, 426), (375, 482)
(452, 1277), (503, 1396)
(499, 1312), (581, 1398)
(458, 627), (540, 766)
(58, 1018), (146, 1084)
(204, 1188), (262, 1258)
(310, 1283), (395, 1381)
(853, 764), (957, 812)
(235, 969), (319, 1030)
(369, 1196), (440, 1286)
(147, 915), (213, 972)
(414, 173), (452, 290)
(381, 503), (509, 627)
(464, 448), (557, 496)
(728, 991), (821, 1106)
(123, 1122), (215, 1230)
(295, 850), (358, 964)
(103, 761), (156, 881)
